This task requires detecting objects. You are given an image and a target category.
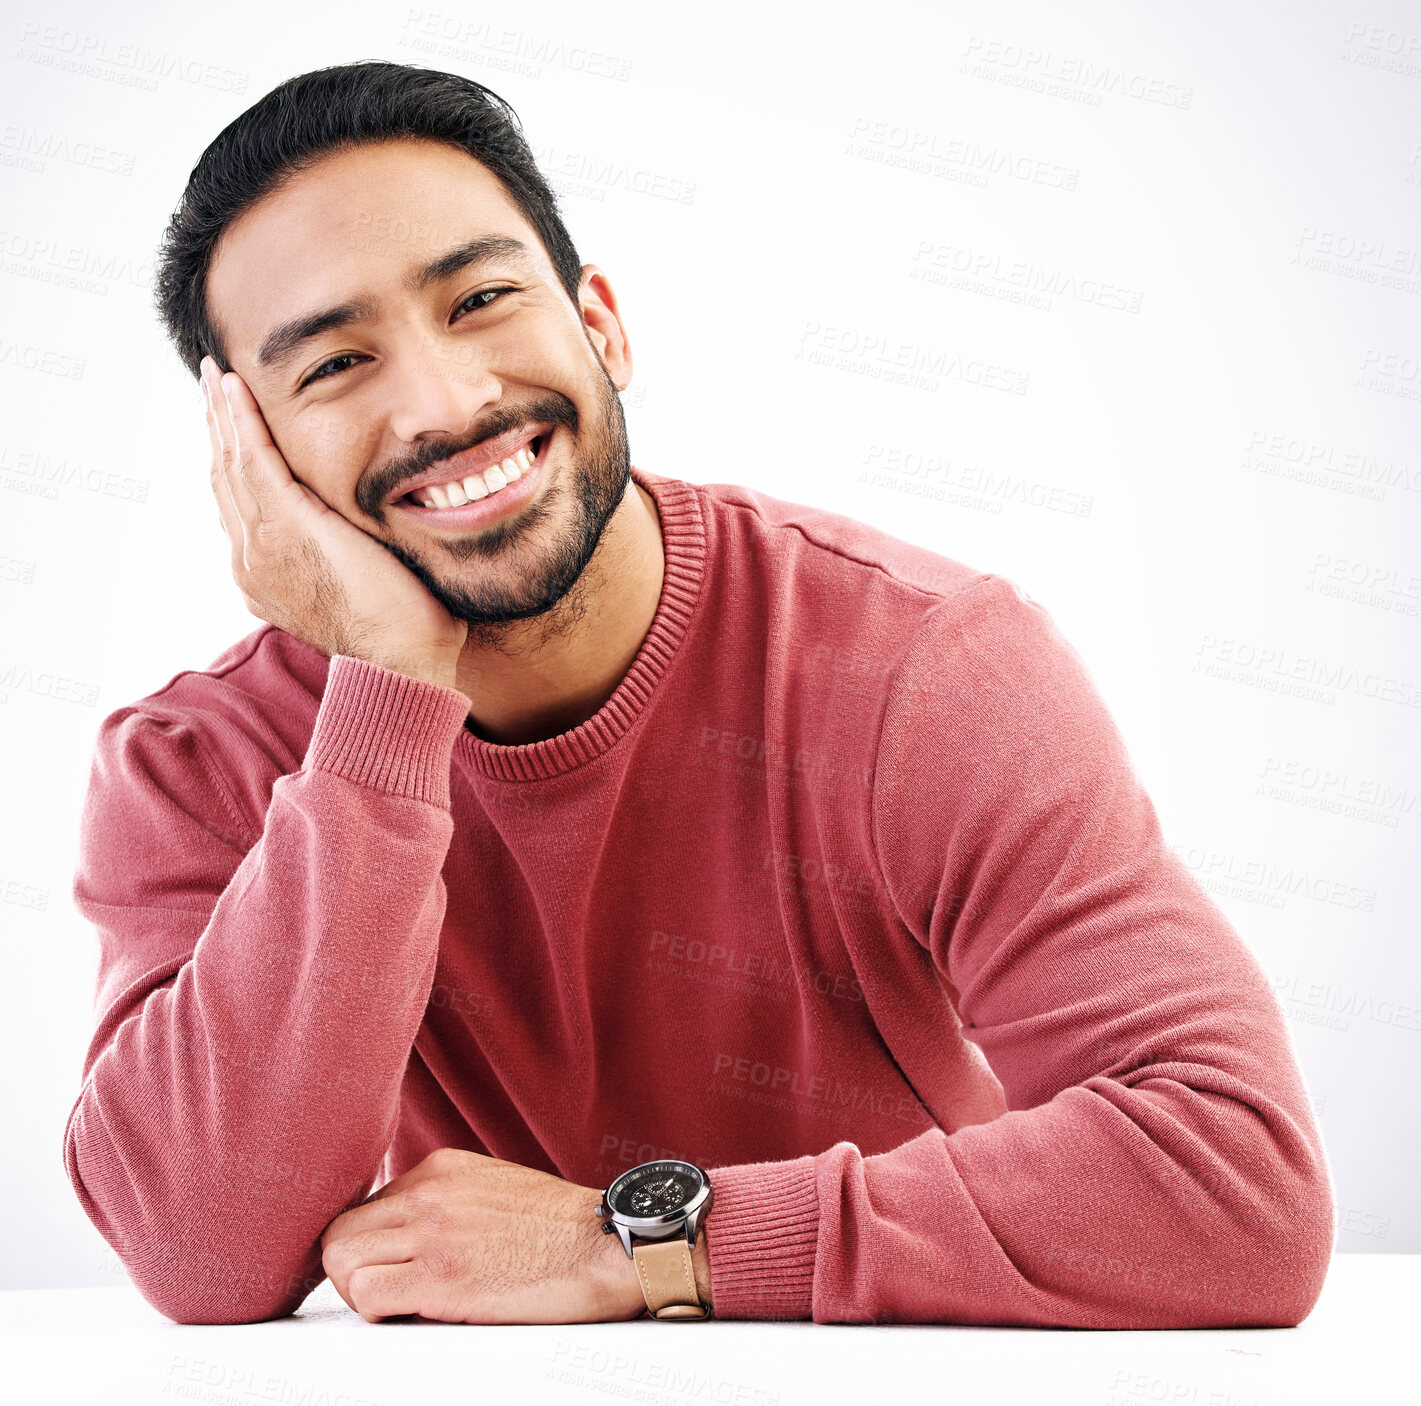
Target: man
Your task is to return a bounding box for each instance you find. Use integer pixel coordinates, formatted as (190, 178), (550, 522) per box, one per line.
(64, 61), (1335, 1328)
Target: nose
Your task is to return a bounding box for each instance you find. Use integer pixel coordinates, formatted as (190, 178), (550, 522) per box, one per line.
(384, 336), (504, 445)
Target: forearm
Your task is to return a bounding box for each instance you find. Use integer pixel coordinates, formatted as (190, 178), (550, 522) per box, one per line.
(705, 1051), (1332, 1329)
(65, 656), (471, 1323)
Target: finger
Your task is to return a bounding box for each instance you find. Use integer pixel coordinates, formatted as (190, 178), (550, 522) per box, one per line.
(203, 362), (259, 523)
(322, 1229), (417, 1318)
(204, 375), (249, 550)
(201, 364), (222, 465)
(346, 1260), (436, 1324)
(322, 1193), (415, 1251)
(221, 369), (292, 517)
(205, 380), (259, 596)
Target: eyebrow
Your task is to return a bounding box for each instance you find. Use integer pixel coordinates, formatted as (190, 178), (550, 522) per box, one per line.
(254, 234), (537, 373)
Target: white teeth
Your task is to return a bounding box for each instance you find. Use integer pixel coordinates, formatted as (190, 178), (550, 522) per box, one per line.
(411, 438), (540, 509)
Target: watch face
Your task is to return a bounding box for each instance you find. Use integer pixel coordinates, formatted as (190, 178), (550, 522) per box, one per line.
(608, 1161), (704, 1221)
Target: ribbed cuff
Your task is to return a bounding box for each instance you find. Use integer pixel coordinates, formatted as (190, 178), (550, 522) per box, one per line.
(304, 654), (471, 809)
(704, 1154), (819, 1320)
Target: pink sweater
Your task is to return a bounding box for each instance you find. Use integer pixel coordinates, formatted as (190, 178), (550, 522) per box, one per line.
(64, 465), (1335, 1327)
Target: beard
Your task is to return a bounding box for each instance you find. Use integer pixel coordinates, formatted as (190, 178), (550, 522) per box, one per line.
(368, 357), (633, 645)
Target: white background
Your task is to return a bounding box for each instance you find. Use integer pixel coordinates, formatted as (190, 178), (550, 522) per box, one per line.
(1, 0), (1417, 1289)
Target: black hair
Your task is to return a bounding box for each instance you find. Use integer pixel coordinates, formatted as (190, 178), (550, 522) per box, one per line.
(152, 60), (584, 380)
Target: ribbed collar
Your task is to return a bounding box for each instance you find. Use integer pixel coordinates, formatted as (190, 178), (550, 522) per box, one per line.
(454, 463), (707, 783)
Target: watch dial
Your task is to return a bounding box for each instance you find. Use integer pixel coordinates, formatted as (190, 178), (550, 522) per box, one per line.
(629, 1175), (687, 1215)
(610, 1162), (702, 1219)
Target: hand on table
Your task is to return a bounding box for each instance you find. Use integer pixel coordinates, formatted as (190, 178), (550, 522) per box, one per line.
(320, 1147), (711, 1324)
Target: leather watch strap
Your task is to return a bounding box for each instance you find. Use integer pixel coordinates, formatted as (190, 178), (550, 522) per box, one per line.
(631, 1236), (710, 1320)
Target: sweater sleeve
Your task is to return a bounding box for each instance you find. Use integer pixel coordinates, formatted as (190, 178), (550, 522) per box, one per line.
(62, 652), (472, 1325)
(703, 576), (1336, 1328)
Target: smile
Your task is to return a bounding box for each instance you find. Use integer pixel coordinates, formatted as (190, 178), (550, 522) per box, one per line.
(390, 431), (553, 530)
(403, 437), (540, 508)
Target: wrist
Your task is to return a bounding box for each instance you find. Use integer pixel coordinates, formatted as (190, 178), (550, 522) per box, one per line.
(364, 644), (464, 693)
(593, 1161), (715, 1319)
(590, 1213), (648, 1320)
(589, 1223), (714, 1319)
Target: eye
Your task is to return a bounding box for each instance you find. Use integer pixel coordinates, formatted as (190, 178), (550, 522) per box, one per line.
(297, 287), (520, 389)
(298, 352), (364, 389)
(453, 285), (518, 320)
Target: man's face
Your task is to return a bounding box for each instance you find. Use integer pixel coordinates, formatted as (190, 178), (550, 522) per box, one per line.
(205, 137), (634, 631)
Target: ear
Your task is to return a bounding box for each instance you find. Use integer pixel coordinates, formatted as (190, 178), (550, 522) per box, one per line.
(577, 265), (633, 389)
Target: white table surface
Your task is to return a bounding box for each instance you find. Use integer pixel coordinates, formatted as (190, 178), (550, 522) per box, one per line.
(2, 1253), (1413, 1405)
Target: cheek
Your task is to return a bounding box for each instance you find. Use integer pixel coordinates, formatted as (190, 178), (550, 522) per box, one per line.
(295, 404), (373, 463)
(486, 322), (578, 388)
(282, 407), (382, 506)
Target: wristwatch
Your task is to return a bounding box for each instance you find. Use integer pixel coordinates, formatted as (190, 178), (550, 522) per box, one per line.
(596, 1159), (713, 1320)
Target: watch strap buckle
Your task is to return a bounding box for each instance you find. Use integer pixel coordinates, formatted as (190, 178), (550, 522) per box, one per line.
(632, 1235), (711, 1321)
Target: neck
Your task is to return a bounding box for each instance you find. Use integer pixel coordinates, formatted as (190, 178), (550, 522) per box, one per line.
(453, 478), (665, 747)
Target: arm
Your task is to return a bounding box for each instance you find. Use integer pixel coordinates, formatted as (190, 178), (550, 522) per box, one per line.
(703, 576), (1335, 1327)
(63, 653), (472, 1324)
